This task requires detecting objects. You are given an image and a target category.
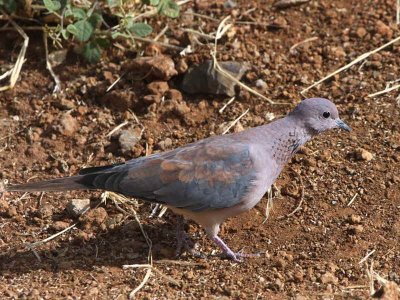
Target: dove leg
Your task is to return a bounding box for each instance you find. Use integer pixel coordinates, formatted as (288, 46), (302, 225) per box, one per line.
(211, 236), (261, 261)
(211, 235), (240, 261)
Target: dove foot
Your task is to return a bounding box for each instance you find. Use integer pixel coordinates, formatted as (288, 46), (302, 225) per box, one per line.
(211, 235), (261, 261)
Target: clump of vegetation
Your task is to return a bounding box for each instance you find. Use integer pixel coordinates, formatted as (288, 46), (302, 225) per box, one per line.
(0, 0), (180, 62)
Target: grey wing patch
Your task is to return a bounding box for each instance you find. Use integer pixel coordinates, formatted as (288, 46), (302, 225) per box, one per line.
(93, 137), (257, 212)
(151, 139), (257, 211)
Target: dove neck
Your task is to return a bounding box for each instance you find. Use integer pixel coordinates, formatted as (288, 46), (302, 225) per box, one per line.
(257, 116), (315, 164)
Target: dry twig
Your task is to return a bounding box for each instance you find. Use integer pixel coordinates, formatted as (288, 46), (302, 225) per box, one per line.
(359, 249), (376, 265)
(219, 96), (236, 114)
(262, 187), (274, 224)
(397, 0), (400, 24)
(273, 0), (310, 9)
(0, 12), (29, 92)
(347, 192), (358, 207)
(43, 29), (62, 93)
(222, 108), (249, 135)
(289, 36), (318, 54)
(367, 82), (400, 98)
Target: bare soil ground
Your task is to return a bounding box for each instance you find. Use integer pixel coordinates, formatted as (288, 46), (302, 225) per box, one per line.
(0, 0), (400, 299)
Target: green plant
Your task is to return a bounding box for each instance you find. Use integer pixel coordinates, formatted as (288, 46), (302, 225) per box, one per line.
(0, 0), (180, 63)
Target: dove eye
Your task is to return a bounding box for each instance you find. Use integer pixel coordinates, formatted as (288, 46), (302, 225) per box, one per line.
(322, 112), (330, 118)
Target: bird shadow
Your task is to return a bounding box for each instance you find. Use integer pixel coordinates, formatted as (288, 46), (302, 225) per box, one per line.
(0, 216), (203, 276)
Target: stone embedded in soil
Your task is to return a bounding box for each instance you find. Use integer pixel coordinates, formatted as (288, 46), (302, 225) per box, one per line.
(6, 206), (17, 218)
(181, 60), (250, 97)
(51, 221), (71, 231)
(53, 98), (76, 110)
(195, 0), (225, 9)
(356, 27), (367, 38)
(66, 199), (90, 218)
(163, 99), (190, 117)
(122, 55), (178, 81)
(348, 214), (362, 224)
(118, 129), (142, 153)
(0, 198), (9, 213)
(176, 59), (188, 74)
(143, 94), (162, 104)
(255, 79), (268, 91)
(355, 148), (373, 161)
(146, 81), (169, 95)
(59, 112), (78, 136)
(373, 281), (399, 299)
(99, 90), (136, 111)
(80, 207), (108, 230)
(347, 224), (364, 235)
(281, 182), (300, 197)
(273, 0), (310, 9)
(331, 46), (346, 58)
(37, 204), (53, 219)
(157, 138), (173, 151)
(234, 121), (244, 133)
(375, 20), (393, 38)
(273, 257), (287, 269)
(320, 272), (338, 284)
(165, 89), (183, 102)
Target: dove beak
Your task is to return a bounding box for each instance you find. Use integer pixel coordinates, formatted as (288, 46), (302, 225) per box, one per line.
(336, 119), (351, 132)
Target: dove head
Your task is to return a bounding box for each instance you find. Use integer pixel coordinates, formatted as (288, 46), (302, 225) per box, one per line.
(289, 98), (351, 134)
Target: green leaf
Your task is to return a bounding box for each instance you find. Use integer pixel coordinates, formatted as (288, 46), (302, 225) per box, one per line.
(111, 31), (122, 39)
(43, 0), (61, 12)
(61, 28), (70, 39)
(142, 0), (160, 5)
(107, 0), (120, 7)
(128, 22), (153, 37)
(158, 0), (180, 18)
(88, 12), (103, 28)
(66, 24), (78, 35)
(95, 38), (110, 48)
(0, 0), (17, 12)
(67, 20), (93, 42)
(70, 7), (86, 20)
(82, 41), (101, 63)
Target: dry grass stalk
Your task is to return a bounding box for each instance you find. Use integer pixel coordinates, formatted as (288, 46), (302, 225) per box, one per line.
(0, 12), (29, 92)
(222, 108), (249, 135)
(368, 82), (400, 98)
(106, 73), (124, 92)
(347, 192), (358, 207)
(262, 187), (274, 224)
(359, 249), (375, 265)
(43, 30), (62, 93)
(27, 222), (78, 250)
(219, 96), (236, 114)
(106, 121), (129, 137)
(397, 0), (400, 24)
(289, 36), (318, 54)
(301, 35), (400, 96)
(105, 192), (185, 295)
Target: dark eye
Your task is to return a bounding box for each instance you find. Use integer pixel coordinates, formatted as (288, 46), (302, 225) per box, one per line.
(323, 112), (330, 118)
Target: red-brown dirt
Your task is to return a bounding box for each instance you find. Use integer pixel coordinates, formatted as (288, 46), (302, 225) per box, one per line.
(0, 0), (399, 299)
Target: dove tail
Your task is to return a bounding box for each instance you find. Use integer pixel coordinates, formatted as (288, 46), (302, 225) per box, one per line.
(5, 175), (92, 193)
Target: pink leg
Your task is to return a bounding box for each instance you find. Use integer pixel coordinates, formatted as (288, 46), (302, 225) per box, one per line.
(211, 235), (261, 262)
(211, 235), (240, 261)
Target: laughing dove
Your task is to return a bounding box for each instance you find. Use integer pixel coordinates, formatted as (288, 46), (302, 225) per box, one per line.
(4, 98), (351, 261)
